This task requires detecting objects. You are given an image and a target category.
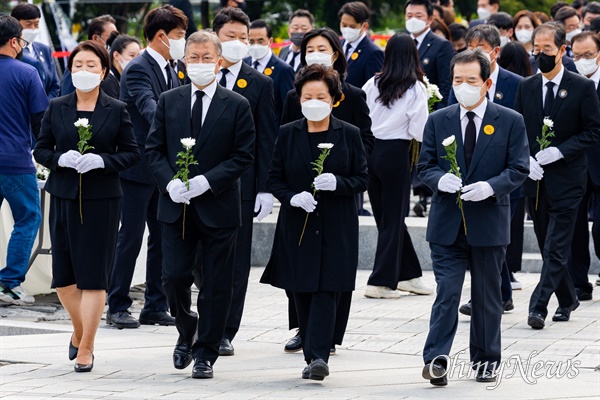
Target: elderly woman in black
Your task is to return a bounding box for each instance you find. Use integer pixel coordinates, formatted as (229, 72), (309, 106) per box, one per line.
(261, 64), (368, 380)
(34, 41), (139, 372)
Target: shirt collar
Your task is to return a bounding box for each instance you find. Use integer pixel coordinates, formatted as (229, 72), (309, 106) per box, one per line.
(460, 98), (489, 121)
(191, 78), (217, 101)
(221, 59), (243, 78)
(590, 64), (600, 87)
(26, 43), (34, 53)
(253, 49), (272, 66)
(541, 65), (564, 88)
(145, 46), (168, 70)
(490, 65), (499, 84)
(411, 28), (431, 43)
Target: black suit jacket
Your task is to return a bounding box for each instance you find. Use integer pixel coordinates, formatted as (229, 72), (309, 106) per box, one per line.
(33, 91), (140, 200)
(231, 62), (276, 201)
(120, 50), (180, 184)
(342, 36), (384, 89)
(281, 81), (375, 156)
(589, 84), (600, 186)
(145, 83), (255, 228)
(515, 69), (600, 198)
(418, 30), (454, 108)
(278, 45), (300, 72)
(22, 42), (60, 100)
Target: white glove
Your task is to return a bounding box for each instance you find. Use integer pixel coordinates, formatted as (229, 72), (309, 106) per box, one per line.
(254, 192), (274, 221)
(460, 181), (494, 202)
(182, 175), (210, 201)
(290, 191), (317, 212)
(75, 153), (104, 173)
(529, 156), (544, 181)
(438, 173), (463, 193)
(58, 150), (81, 169)
(535, 147), (563, 165)
(313, 173), (337, 191)
(167, 179), (189, 204)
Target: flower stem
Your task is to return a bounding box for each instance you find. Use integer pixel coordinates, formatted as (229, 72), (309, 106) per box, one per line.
(298, 189), (317, 246)
(458, 192), (467, 235)
(410, 140), (419, 172)
(182, 203), (187, 240)
(79, 174), (83, 224)
(535, 181), (540, 211)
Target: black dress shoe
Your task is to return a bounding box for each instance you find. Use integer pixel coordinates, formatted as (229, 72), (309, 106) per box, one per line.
(576, 289), (593, 301)
(139, 310), (175, 326)
(528, 312), (545, 329)
(422, 362), (447, 386)
(302, 365), (310, 379)
(308, 358), (329, 380)
(329, 346), (336, 356)
(459, 300), (472, 316)
(69, 335), (78, 361)
(219, 338), (234, 356)
(413, 202), (425, 217)
(284, 331), (302, 353)
(106, 310), (140, 329)
(173, 342), (193, 370)
(503, 299), (514, 313)
(552, 299), (580, 322)
(476, 369), (497, 383)
(191, 359), (213, 379)
(74, 354), (94, 373)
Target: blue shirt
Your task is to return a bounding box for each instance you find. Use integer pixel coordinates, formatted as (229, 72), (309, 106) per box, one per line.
(0, 55), (49, 175)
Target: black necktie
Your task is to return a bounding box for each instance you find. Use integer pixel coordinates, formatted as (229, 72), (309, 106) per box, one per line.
(289, 51), (299, 67)
(253, 60), (260, 70)
(414, 38), (419, 47)
(464, 111), (476, 171)
(165, 64), (173, 90)
(544, 81), (555, 117)
(219, 68), (229, 87)
(192, 91), (204, 138)
(345, 43), (353, 59)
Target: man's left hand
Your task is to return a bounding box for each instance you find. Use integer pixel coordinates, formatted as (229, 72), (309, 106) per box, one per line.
(535, 147), (564, 165)
(460, 181), (494, 202)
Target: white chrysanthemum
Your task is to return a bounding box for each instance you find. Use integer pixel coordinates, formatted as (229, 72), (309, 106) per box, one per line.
(74, 118), (89, 128)
(317, 143), (334, 149)
(442, 135), (455, 147)
(180, 137), (196, 149)
(543, 117), (554, 129)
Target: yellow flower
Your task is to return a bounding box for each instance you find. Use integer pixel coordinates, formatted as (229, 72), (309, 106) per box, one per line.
(484, 125), (495, 135)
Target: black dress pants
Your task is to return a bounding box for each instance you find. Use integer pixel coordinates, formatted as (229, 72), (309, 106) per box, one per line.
(294, 291), (337, 364)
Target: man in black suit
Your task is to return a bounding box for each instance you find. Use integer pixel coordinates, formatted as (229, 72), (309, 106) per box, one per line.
(418, 49), (529, 386)
(245, 19), (294, 131)
(146, 31), (255, 379)
(469, 0), (500, 28)
(514, 22), (600, 330)
(213, 7), (276, 356)
(554, 6), (581, 59)
(278, 9), (314, 72)
(107, 5), (187, 329)
(338, 1), (384, 89)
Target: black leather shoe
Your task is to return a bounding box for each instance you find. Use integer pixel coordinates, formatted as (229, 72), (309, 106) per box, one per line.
(308, 358), (329, 380)
(422, 362), (447, 386)
(191, 359), (213, 379)
(69, 335), (78, 361)
(106, 310), (140, 329)
(219, 338), (234, 356)
(528, 312), (545, 329)
(302, 365), (310, 379)
(576, 289), (593, 301)
(173, 342), (193, 370)
(139, 310), (175, 326)
(503, 299), (514, 313)
(459, 300), (472, 316)
(284, 331), (302, 353)
(476, 369), (497, 383)
(74, 354), (94, 373)
(552, 300), (580, 322)
(330, 346), (336, 356)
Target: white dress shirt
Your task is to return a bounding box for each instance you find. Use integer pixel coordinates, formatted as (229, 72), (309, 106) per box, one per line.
(344, 33), (366, 59)
(145, 46), (169, 85)
(190, 78), (217, 125)
(590, 64), (600, 89)
(541, 65), (564, 108)
(362, 78), (429, 141)
(488, 64), (499, 101)
(459, 99), (488, 143)
(284, 45), (301, 71)
(411, 28), (431, 50)
(251, 49), (272, 74)
(218, 60), (243, 90)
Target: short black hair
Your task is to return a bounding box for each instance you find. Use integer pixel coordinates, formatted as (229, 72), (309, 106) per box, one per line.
(300, 27), (347, 81)
(571, 30), (600, 49)
(10, 3), (41, 20)
(250, 19), (272, 38)
(404, 0), (434, 17)
(465, 24), (501, 48)
(213, 6), (250, 35)
(449, 22), (468, 41)
(109, 34), (141, 61)
(144, 5), (188, 42)
(0, 15), (22, 47)
(532, 21), (566, 49)
(554, 6), (580, 24)
(289, 9), (315, 26)
(588, 15), (600, 32)
(488, 0), (500, 5)
(88, 15), (116, 39)
(550, 2), (569, 19)
(488, 12), (513, 30)
(68, 40), (110, 80)
(583, 1), (600, 19)
(294, 63), (343, 104)
(450, 48), (491, 82)
(338, 1), (371, 24)
(572, 0), (588, 11)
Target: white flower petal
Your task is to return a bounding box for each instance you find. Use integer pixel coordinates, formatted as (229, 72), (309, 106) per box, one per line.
(180, 137), (196, 148)
(317, 143), (334, 149)
(442, 135), (455, 147)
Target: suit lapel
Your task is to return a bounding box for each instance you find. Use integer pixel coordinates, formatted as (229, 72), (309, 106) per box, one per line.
(533, 74), (544, 123)
(176, 86), (192, 141)
(445, 105), (467, 176)
(143, 51), (167, 92)
(196, 85), (228, 151)
(467, 102), (499, 177)
(232, 63), (252, 97)
(61, 93), (79, 149)
(346, 37), (368, 69)
(89, 91), (111, 140)
(418, 31), (434, 60)
(550, 70), (572, 120)
(294, 119), (315, 176)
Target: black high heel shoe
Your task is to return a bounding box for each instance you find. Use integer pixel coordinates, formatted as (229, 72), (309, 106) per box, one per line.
(69, 335), (78, 361)
(74, 354), (94, 372)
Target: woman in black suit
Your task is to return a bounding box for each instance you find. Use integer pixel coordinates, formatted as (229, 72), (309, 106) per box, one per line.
(279, 27), (374, 355)
(34, 41), (139, 372)
(261, 64), (368, 380)
(101, 33), (141, 99)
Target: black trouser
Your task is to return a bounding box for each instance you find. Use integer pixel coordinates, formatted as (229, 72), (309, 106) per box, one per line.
(367, 139), (421, 288)
(506, 197), (525, 273)
(568, 182), (594, 294)
(108, 179), (167, 313)
(161, 208), (236, 364)
(294, 291), (337, 364)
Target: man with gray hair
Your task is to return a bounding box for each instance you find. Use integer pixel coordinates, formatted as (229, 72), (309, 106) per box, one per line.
(146, 30), (255, 379)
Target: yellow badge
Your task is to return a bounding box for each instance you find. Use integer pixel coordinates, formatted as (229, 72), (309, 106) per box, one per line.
(351, 52), (359, 60)
(178, 71), (185, 80)
(333, 92), (346, 108)
(264, 67), (273, 76)
(237, 78), (247, 89)
(484, 125), (495, 135)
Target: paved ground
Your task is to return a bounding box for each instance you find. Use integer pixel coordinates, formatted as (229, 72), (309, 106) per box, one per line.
(1, 269), (599, 399)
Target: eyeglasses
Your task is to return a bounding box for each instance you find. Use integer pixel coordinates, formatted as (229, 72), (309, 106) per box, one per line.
(14, 37), (30, 48)
(573, 51), (599, 61)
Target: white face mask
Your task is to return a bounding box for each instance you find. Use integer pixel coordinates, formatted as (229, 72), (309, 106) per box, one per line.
(221, 40), (249, 63)
(187, 63), (217, 86)
(515, 29), (533, 44)
(575, 56), (599, 76)
(405, 18), (427, 34)
(21, 28), (39, 44)
(301, 99), (332, 121)
(477, 7), (492, 20)
(248, 44), (270, 60)
(162, 37), (186, 60)
(305, 52), (334, 67)
(118, 56), (132, 70)
(454, 82), (485, 108)
(72, 70), (102, 92)
(500, 36), (509, 48)
(566, 29), (582, 43)
(341, 27), (362, 43)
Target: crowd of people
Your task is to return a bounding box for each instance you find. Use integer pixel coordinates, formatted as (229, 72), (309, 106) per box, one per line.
(0, 0), (599, 386)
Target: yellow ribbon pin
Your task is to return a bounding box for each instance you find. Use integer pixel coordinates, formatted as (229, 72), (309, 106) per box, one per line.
(333, 92), (346, 108)
(351, 52), (359, 60)
(178, 71), (185, 80)
(264, 68), (273, 76)
(484, 125), (494, 135)
(237, 79), (247, 89)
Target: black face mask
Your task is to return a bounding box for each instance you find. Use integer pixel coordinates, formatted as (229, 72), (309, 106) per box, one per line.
(535, 52), (558, 73)
(290, 32), (304, 47)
